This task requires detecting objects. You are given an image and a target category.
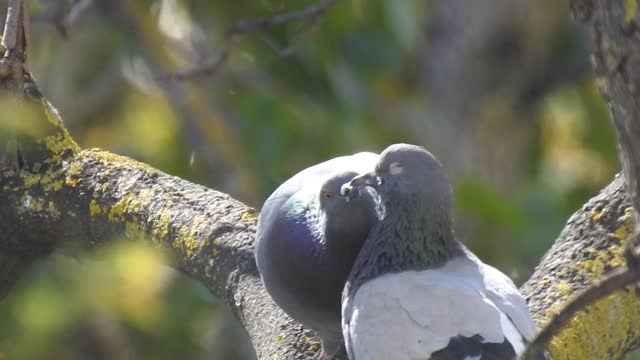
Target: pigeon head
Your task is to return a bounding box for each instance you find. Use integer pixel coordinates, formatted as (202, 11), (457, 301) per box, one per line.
(343, 144), (458, 277)
(318, 171), (378, 246)
(342, 144), (452, 217)
(318, 171), (358, 210)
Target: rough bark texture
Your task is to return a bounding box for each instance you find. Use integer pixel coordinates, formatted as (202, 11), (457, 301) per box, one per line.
(521, 175), (638, 359)
(1, 1), (640, 360)
(519, 1), (640, 359)
(584, 0), (640, 221)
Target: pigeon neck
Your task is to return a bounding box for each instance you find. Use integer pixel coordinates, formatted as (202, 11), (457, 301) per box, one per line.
(346, 193), (461, 293)
(381, 194), (459, 268)
(325, 196), (377, 247)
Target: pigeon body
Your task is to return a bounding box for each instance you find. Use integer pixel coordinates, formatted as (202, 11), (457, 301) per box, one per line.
(340, 144), (538, 360)
(255, 152), (380, 359)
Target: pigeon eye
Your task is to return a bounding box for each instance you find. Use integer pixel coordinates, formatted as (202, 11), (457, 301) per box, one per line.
(321, 191), (333, 200)
(389, 162), (404, 175)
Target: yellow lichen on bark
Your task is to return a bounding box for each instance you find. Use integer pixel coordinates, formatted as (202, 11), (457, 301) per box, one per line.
(41, 100), (79, 156)
(175, 214), (211, 258)
(241, 208), (259, 222)
(544, 208), (639, 359)
(590, 207), (608, 222)
(625, 0), (638, 25)
(87, 148), (155, 172)
(548, 288), (640, 359)
(66, 162), (83, 187)
(89, 199), (102, 216)
(77, 149), (219, 261)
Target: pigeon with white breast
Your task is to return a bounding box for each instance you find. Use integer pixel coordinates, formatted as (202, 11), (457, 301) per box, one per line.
(255, 152), (380, 360)
(340, 144), (539, 360)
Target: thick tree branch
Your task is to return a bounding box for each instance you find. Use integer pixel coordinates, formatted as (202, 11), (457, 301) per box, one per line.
(525, 265), (640, 359)
(520, 176), (639, 359)
(522, 1), (640, 359)
(0, 0), (42, 302)
(588, 0), (640, 219)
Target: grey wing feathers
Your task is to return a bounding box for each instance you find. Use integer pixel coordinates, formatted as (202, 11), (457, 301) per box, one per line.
(342, 254), (539, 360)
(475, 258), (537, 341)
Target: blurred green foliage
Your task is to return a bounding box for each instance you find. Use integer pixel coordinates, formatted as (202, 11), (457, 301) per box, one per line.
(0, 242), (246, 359)
(0, 0), (621, 358)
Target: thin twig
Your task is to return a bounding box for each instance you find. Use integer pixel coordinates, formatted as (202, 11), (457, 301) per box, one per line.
(227, 0), (337, 35)
(103, 0), (258, 199)
(63, 0), (93, 29)
(31, 0), (93, 38)
(168, 0), (338, 80)
(170, 36), (239, 80)
(1, 0), (29, 89)
(2, 0), (29, 60)
(259, 14), (323, 57)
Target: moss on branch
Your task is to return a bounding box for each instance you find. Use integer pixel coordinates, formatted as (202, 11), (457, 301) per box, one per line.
(521, 176), (640, 359)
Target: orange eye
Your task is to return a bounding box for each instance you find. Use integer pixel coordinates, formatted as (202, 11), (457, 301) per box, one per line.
(321, 191), (333, 200)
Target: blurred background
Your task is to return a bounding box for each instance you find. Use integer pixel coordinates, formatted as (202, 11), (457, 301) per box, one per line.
(0, 0), (621, 359)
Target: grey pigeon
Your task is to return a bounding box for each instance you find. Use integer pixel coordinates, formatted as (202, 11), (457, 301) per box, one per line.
(255, 152), (380, 360)
(340, 144), (538, 360)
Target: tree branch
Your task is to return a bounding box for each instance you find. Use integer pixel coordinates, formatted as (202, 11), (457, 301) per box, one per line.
(589, 1), (640, 221)
(2, 0), (29, 59)
(520, 175), (640, 359)
(226, 0), (337, 34)
(524, 265), (640, 359)
(0, 0), (43, 302)
(1, 0), (29, 89)
(31, 0), (94, 38)
(522, 1), (640, 358)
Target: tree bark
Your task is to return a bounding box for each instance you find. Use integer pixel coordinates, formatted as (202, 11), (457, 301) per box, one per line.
(520, 175), (638, 359)
(520, 1), (640, 359)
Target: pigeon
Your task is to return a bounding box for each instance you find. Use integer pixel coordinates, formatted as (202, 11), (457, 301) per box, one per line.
(340, 144), (538, 360)
(255, 152), (380, 360)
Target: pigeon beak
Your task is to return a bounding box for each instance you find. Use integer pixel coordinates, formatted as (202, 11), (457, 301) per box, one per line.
(339, 182), (358, 201)
(349, 172), (383, 188)
(340, 172), (383, 201)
